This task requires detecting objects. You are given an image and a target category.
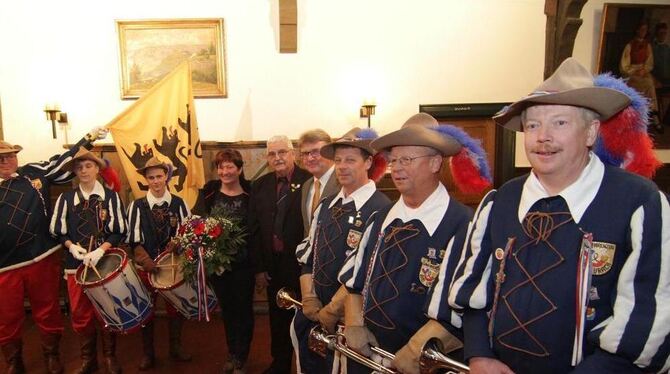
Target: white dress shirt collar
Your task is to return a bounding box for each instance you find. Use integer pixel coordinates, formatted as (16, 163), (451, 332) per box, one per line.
(146, 190), (172, 209)
(518, 153), (604, 224)
(382, 183), (450, 236)
(75, 181), (107, 205)
(0, 172), (19, 183)
(329, 180), (377, 211)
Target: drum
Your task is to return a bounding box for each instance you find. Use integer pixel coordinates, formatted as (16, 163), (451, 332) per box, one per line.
(149, 251), (218, 320)
(76, 248), (153, 334)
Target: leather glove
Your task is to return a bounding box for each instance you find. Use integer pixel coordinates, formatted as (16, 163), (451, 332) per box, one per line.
(391, 319), (463, 374)
(302, 296), (323, 322)
(343, 325), (378, 357)
(299, 273), (321, 321)
(69, 244), (87, 261)
(86, 126), (108, 141)
(317, 285), (348, 333)
(84, 247), (105, 267)
(343, 292), (378, 356)
(134, 245), (156, 273)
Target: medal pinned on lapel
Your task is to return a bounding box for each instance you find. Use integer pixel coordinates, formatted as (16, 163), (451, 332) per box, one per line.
(354, 211), (363, 227)
(495, 247), (505, 260)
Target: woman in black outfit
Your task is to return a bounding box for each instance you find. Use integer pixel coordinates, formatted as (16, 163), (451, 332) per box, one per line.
(193, 149), (254, 374)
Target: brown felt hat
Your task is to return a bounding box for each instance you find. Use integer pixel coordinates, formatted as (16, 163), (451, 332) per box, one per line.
(320, 127), (378, 160)
(370, 113), (462, 156)
(64, 148), (106, 170)
(0, 140), (22, 154)
(136, 156), (171, 175)
(493, 57), (631, 131)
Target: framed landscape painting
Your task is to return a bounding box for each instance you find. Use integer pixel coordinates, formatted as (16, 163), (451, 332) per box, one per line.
(117, 19), (227, 99)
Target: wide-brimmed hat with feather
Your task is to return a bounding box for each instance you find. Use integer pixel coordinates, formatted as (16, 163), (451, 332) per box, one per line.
(371, 113), (492, 195)
(320, 127), (387, 182)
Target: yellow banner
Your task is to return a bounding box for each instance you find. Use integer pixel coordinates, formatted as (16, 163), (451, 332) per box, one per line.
(106, 61), (204, 207)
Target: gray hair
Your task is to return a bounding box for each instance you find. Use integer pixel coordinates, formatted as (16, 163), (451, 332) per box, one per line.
(267, 135), (293, 149)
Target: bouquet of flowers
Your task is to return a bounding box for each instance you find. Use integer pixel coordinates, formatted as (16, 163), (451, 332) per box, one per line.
(174, 212), (246, 283)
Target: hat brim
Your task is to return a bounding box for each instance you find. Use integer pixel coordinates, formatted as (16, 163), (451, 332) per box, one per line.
(136, 164), (170, 175)
(320, 140), (375, 160)
(494, 87), (631, 131)
(0, 145), (22, 154)
(63, 153), (106, 171)
(370, 126), (462, 156)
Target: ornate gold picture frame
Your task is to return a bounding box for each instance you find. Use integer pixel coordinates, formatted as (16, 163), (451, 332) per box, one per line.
(116, 19), (227, 99)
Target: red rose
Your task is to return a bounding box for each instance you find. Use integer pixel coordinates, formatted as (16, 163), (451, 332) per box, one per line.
(185, 248), (194, 261)
(178, 225), (186, 235)
(208, 226), (222, 238)
(193, 222), (205, 235)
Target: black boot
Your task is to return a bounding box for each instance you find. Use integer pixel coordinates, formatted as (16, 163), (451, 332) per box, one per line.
(138, 322), (155, 370)
(40, 333), (64, 374)
(74, 332), (98, 374)
(168, 318), (192, 362)
(1, 340), (26, 374)
(102, 331), (122, 374)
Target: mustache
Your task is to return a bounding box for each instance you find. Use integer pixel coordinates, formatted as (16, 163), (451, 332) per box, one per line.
(531, 145), (560, 153)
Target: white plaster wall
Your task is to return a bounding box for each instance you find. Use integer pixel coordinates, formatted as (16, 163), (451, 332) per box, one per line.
(0, 0), (546, 162)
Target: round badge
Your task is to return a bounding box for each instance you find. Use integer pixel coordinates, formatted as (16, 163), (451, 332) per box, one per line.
(495, 248), (505, 260)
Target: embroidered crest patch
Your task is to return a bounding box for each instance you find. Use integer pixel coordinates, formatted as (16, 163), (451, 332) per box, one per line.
(592, 241), (616, 275)
(99, 208), (108, 222)
(30, 178), (42, 190)
(346, 229), (362, 249)
(419, 257), (440, 287)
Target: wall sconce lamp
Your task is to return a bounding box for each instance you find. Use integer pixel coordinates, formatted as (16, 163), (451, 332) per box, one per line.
(360, 103), (376, 128)
(44, 104), (68, 139)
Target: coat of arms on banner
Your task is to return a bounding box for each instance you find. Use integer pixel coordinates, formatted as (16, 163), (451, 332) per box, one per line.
(419, 257), (440, 287)
(592, 241), (616, 275)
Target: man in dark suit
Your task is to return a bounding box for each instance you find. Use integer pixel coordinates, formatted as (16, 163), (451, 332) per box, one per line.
(298, 129), (340, 236)
(248, 135), (310, 374)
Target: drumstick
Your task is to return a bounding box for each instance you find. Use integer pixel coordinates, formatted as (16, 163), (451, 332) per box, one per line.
(155, 263), (179, 268)
(90, 264), (103, 280)
(81, 237), (92, 282)
(171, 252), (176, 283)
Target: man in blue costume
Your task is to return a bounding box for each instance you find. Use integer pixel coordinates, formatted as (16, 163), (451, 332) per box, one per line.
(293, 127), (390, 373)
(340, 113), (492, 373)
(449, 58), (670, 374)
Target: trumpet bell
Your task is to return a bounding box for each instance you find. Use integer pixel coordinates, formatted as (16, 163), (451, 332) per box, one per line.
(419, 337), (470, 374)
(307, 325), (331, 358)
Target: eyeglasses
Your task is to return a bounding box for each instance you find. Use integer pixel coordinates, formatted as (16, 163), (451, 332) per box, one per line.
(300, 149), (321, 158)
(387, 154), (435, 167)
(267, 149), (290, 158)
(0, 154), (17, 162)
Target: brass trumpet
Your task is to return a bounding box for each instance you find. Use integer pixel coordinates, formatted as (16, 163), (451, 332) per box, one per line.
(276, 287), (302, 310)
(276, 288), (395, 370)
(419, 337), (469, 374)
(276, 288), (469, 373)
(308, 325), (396, 374)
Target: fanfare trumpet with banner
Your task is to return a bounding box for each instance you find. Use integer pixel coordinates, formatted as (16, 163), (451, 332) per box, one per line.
(275, 288), (469, 373)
